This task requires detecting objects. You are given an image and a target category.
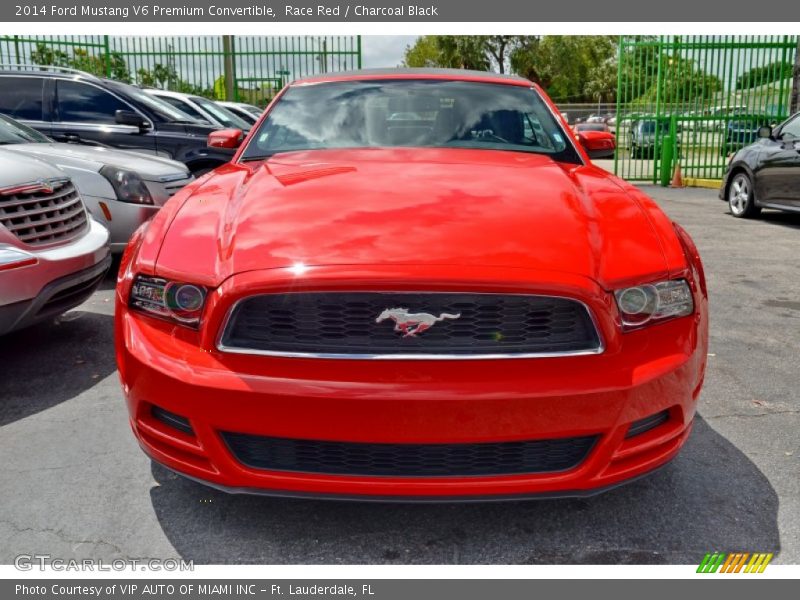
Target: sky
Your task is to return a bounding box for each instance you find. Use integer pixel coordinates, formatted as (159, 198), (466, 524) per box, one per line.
(361, 35), (419, 68)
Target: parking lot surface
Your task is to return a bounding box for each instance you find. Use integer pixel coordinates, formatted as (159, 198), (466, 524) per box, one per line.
(1, 185), (798, 565)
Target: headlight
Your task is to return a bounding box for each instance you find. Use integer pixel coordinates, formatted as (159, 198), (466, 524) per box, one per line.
(130, 275), (206, 327)
(100, 166), (153, 205)
(614, 279), (693, 329)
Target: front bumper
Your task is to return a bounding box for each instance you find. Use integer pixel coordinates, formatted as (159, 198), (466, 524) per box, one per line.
(83, 195), (159, 253)
(0, 219), (110, 335)
(116, 267), (707, 500)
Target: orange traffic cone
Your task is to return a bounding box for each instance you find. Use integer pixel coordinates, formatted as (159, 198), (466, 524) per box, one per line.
(670, 163), (684, 188)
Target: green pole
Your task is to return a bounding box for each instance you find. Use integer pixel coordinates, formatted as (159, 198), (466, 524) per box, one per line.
(13, 35), (20, 65)
(653, 38), (664, 184)
(357, 35), (362, 69)
(660, 113), (678, 186)
(222, 35), (236, 101)
(103, 35), (111, 78)
(613, 36), (623, 177)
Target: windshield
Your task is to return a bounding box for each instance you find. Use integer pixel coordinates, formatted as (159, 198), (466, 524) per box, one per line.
(576, 123), (607, 132)
(242, 104), (264, 118)
(111, 83), (201, 123)
(639, 121), (668, 134)
(240, 79), (580, 164)
(0, 113), (50, 144)
(192, 96), (251, 130)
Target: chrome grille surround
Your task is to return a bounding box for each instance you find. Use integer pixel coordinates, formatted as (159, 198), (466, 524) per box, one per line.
(217, 291), (605, 360)
(0, 178), (88, 246)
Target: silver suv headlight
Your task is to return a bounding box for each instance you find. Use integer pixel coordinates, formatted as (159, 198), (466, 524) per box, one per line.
(100, 166), (153, 205)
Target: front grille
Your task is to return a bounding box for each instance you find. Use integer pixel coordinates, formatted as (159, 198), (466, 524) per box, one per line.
(219, 292), (601, 358)
(36, 271), (106, 318)
(164, 180), (190, 197)
(0, 180), (87, 246)
(222, 432), (598, 477)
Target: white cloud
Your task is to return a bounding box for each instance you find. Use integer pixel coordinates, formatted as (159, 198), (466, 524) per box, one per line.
(361, 35), (419, 68)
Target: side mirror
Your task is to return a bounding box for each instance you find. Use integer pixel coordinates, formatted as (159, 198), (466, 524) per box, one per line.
(115, 110), (147, 129)
(757, 125), (772, 139)
(208, 128), (243, 149)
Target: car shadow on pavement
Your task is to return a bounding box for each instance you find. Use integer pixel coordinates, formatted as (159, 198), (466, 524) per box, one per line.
(148, 416), (780, 564)
(732, 209), (800, 230)
(0, 311), (116, 427)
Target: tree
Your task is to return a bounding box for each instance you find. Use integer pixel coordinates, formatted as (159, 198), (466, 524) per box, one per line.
(30, 43), (69, 68)
(510, 36), (618, 102)
(736, 61), (793, 90)
(29, 42), (131, 82)
(435, 36), (491, 71)
(401, 36), (441, 68)
(485, 36), (515, 74)
(402, 36), (504, 72)
(402, 35), (619, 102)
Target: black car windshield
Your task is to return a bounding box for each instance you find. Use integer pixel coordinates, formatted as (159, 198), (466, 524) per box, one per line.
(240, 79), (580, 163)
(0, 113), (50, 144)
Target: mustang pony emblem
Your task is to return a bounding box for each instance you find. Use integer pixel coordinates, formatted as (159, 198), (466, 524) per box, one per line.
(375, 308), (461, 337)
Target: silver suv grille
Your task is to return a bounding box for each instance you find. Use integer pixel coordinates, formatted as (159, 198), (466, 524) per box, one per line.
(0, 179), (88, 246)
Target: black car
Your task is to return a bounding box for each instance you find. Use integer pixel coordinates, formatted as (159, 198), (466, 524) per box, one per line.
(720, 112), (800, 218)
(0, 67), (235, 175)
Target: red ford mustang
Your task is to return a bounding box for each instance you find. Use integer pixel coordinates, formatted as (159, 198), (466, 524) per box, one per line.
(115, 69), (708, 501)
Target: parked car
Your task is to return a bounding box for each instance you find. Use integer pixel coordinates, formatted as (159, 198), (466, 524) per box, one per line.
(145, 89), (251, 132)
(116, 68), (707, 500)
(720, 112), (800, 218)
(720, 116), (772, 156)
(704, 105), (748, 130)
(629, 119), (682, 158)
(573, 122), (616, 159)
(218, 101), (264, 125)
(0, 150), (110, 335)
(0, 113), (193, 252)
(0, 67), (235, 176)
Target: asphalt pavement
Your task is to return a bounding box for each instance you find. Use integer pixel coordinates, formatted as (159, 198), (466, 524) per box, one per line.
(0, 185), (798, 565)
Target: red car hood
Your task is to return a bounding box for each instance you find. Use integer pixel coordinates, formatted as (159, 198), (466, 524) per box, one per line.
(149, 148), (671, 289)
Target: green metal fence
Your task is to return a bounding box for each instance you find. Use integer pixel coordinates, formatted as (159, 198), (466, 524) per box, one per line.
(614, 35), (798, 183)
(0, 35), (362, 106)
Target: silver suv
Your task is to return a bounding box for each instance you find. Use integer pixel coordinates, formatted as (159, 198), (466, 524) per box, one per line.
(0, 150), (111, 336)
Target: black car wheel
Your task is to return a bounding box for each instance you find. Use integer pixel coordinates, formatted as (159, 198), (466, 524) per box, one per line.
(727, 172), (761, 219)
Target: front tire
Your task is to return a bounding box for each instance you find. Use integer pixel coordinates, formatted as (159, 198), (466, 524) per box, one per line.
(728, 172), (761, 219)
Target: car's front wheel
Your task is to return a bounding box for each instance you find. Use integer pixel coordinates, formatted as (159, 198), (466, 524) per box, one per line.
(728, 172), (761, 218)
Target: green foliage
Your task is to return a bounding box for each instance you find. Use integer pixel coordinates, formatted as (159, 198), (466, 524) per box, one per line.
(401, 36), (441, 68)
(510, 36), (618, 102)
(402, 35), (618, 102)
(28, 42), (216, 96)
(30, 43), (131, 82)
(618, 41), (722, 106)
(736, 61), (793, 90)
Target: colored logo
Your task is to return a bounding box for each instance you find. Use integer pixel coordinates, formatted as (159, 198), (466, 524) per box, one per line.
(697, 552), (773, 573)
